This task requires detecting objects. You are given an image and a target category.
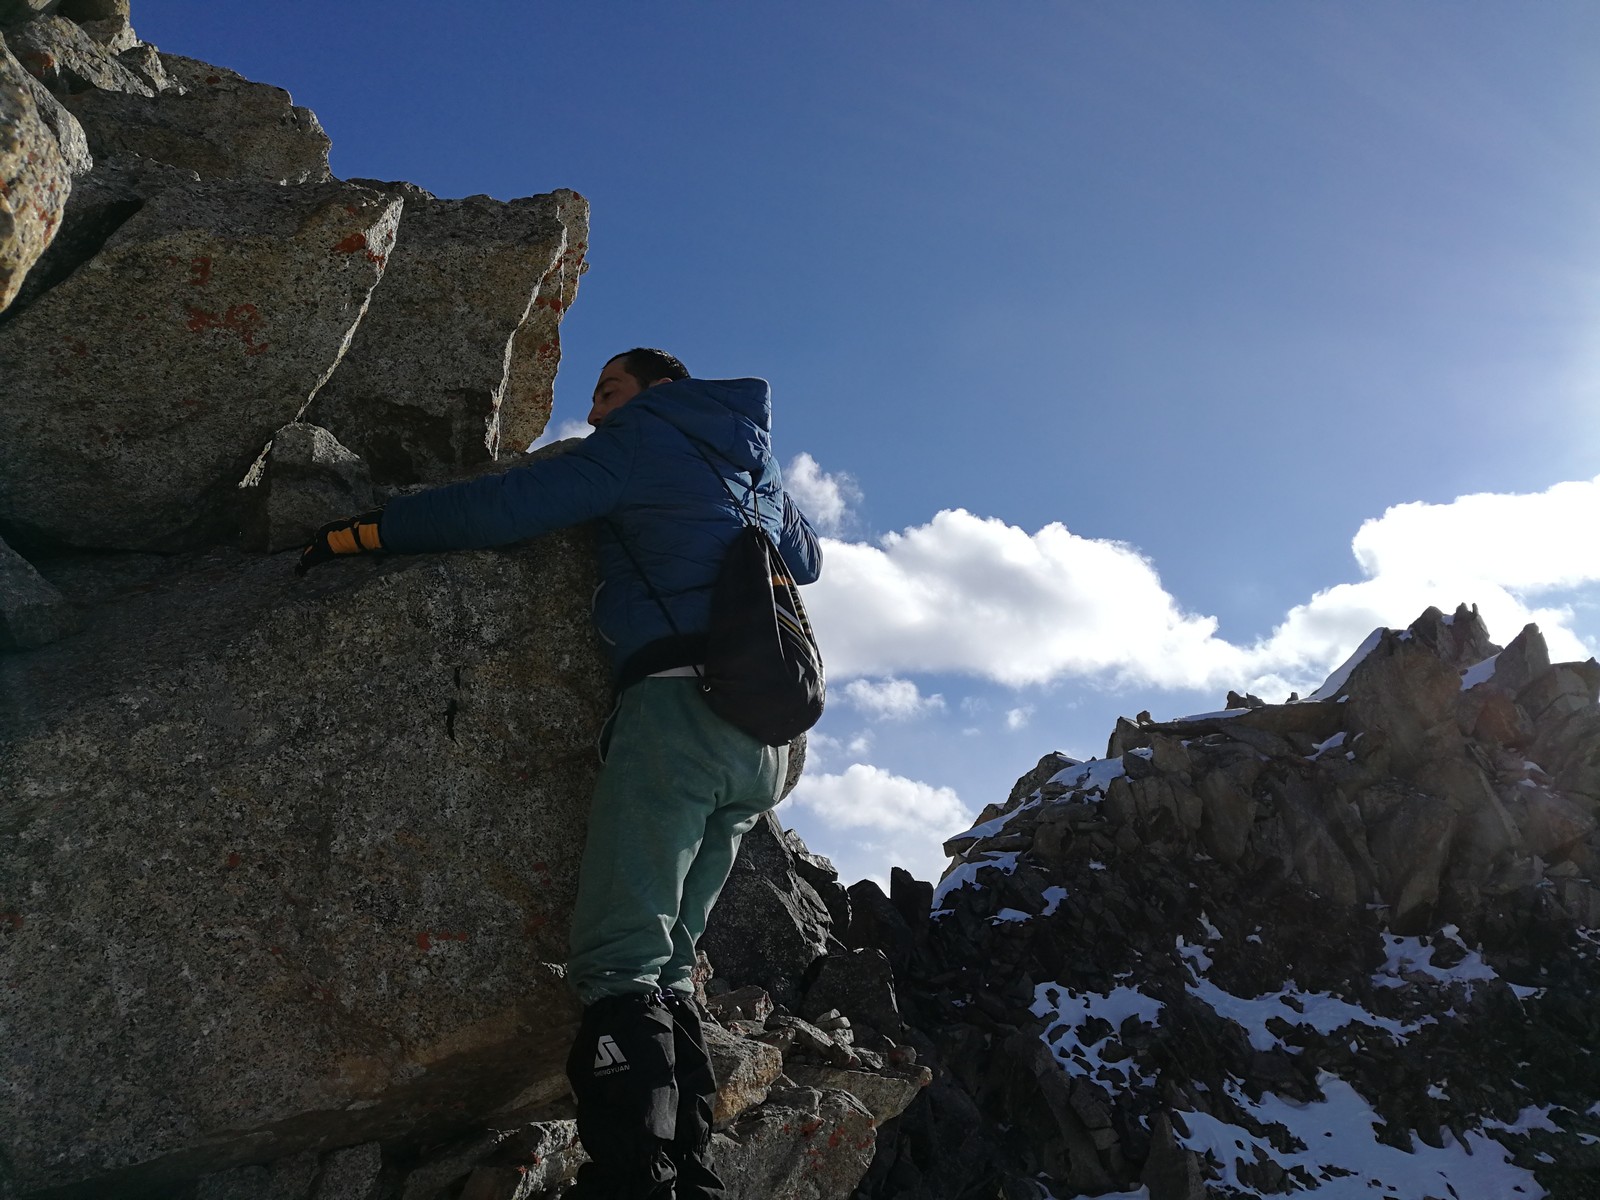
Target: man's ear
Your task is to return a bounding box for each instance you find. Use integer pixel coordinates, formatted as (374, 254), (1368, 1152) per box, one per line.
(648, 377), (674, 389)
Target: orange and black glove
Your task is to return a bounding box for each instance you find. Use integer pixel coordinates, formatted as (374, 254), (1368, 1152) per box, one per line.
(296, 510), (385, 576)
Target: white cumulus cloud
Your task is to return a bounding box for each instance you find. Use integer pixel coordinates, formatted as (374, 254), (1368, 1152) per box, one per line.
(805, 508), (1245, 690)
(785, 453), (862, 535)
(843, 677), (946, 720)
(802, 475), (1600, 698)
(1352, 479), (1600, 590)
(784, 763), (973, 888)
(527, 418), (594, 452)
(1257, 477), (1600, 673)
(1006, 706), (1034, 731)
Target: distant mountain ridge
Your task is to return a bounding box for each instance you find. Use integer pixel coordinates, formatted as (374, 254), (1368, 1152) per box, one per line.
(848, 603), (1600, 1199)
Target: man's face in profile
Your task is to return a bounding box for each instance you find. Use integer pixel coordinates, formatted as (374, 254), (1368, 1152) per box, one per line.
(588, 358), (644, 427)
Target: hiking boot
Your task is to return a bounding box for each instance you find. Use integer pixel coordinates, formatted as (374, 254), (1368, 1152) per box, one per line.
(565, 991), (679, 1199)
(662, 990), (727, 1200)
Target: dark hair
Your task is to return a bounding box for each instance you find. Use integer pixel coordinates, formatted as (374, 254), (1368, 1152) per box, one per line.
(608, 347), (690, 389)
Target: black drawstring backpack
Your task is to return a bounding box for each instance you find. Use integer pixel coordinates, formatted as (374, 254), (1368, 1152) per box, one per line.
(610, 441), (826, 747)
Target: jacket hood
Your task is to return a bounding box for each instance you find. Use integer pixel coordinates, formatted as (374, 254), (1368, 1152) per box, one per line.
(628, 377), (774, 475)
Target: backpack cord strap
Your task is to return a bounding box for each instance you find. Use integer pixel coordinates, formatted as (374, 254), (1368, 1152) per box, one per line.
(604, 518), (703, 687)
(602, 430), (768, 690)
(682, 438), (763, 529)
(602, 438), (753, 649)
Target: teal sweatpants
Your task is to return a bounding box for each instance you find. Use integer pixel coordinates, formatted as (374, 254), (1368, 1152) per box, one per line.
(567, 678), (788, 1007)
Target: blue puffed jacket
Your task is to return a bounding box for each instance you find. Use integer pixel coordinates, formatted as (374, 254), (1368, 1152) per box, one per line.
(378, 377), (823, 684)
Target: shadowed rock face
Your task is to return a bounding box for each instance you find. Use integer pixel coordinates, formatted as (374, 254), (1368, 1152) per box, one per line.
(58, 0), (130, 21)
(0, 0), (59, 27)
(701, 809), (838, 1010)
(0, 533), (76, 648)
(1, 539), (609, 1196)
(238, 422), (377, 554)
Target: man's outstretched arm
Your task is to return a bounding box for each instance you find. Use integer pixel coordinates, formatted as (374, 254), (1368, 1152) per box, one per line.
(297, 424), (637, 572)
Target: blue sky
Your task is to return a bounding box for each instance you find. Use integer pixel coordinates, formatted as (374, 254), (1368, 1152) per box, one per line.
(135, 1), (1600, 886)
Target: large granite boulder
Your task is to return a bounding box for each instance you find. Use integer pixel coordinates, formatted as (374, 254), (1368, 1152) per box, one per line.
(0, 156), (401, 553)
(5, 30), (92, 174)
(58, 0), (128, 19)
(5, 11), (157, 94)
(0, 536), (611, 1196)
(0, 32), (73, 310)
(65, 52), (332, 184)
(704, 1023), (786, 1125)
(0, 8), (909, 1196)
(308, 184), (587, 485)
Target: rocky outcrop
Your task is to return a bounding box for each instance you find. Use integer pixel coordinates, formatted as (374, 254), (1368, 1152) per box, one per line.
(710, 1087), (876, 1199)
(0, 154), (400, 553)
(0, 8), (905, 1198)
(8, 37), (92, 174)
(499, 191), (587, 455)
(705, 1023), (786, 1124)
(0, 6), (588, 564)
(64, 51), (333, 184)
(703, 987), (930, 1199)
(307, 184), (586, 486)
(5, 12), (157, 96)
(702, 809), (839, 1009)
(0, 32), (74, 310)
(859, 604), (1600, 1198)
(153, 966), (926, 1200)
(17, 21), (1596, 1200)
(239, 423), (377, 554)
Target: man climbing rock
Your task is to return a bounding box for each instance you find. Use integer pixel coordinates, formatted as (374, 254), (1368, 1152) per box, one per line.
(298, 348), (823, 1199)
